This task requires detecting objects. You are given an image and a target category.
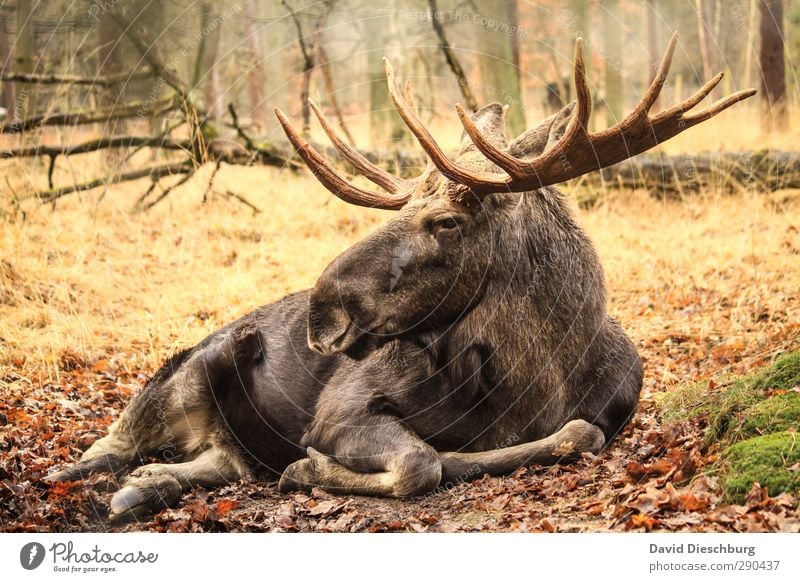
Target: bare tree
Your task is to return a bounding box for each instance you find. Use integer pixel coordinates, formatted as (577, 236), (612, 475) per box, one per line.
(15, 0), (34, 119)
(98, 10), (128, 139)
(428, 0), (478, 113)
(602, 0), (623, 122)
(363, 3), (408, 146)
(0, 23), (16, 120)
(646, 1), (660, 110)
(194, 2), (224, 120)
(758, 0), (787, 128)
(742, 0), (758, 89)
(282, 0), (335, 136)
(695, 0), (717, 80)
(244, 0), (268, 129)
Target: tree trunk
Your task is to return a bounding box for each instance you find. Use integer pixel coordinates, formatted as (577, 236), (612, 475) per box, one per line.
(742, 0), (758, 89)
(474, 0), (526, 136)
(243, 0), (268, 130)
(194, 2), (224, 120)
(646, 0), (660, 110)
(758, 0), (787, 129)
(98, 10), (128, 157)
(365, 9), (408, 147)
(695, 0), (717, 81)
(602, 0), (623, 123)
(0, 23), (16, 121)
(15, 0), (34, 120)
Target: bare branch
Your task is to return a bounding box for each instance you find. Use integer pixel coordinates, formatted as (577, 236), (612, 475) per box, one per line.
(427, 0), (479, 112)
(1, 136), (192, 159)
(0, 96), (178, 134)
(0, 69), (153, 86)
(34, 162), (194, 203)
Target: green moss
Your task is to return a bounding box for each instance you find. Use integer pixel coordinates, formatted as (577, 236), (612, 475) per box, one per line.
(654, 353), (800, 504)
(751, 352), (800, 391)
(655, 352), (800, 444)
(705, 379), (763, 444)
(740, 393), (800, 438)
(721, 432), (800, 503)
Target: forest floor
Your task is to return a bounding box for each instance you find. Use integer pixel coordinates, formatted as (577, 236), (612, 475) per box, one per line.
(1, 159), (799, 532)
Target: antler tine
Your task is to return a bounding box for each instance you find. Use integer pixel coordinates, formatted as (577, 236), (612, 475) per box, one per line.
(383, 58), (507, 192)
(639, 32), (678, 114)
(275, 107), (410, 210)
(681, 88), (758, 123)
(403, 79), (418, 117)
(563, 37), (592, 134)
(308, 100), (411, 194)
(657, 71), (724, 119)
(452, 38), (592, 185)
(526, 37), (593, 169)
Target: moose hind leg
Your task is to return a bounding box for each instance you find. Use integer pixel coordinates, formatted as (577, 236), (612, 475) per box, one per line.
(109, 442), (247, 522)
(439, 419), (605, 485)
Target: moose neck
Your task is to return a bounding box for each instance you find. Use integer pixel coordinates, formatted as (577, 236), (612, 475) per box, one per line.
(423, 188), (608, 393)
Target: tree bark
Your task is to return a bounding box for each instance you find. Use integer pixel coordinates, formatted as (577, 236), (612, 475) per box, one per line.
(758, 0), (787, 129)
(15, 0), (34, 119)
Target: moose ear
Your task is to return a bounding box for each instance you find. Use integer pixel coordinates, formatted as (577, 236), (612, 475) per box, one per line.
(459, 103), (508, 156)
(507, 101), (575, 158)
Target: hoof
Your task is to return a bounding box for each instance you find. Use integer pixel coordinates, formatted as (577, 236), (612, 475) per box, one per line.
(553, 420), (606, 458)
(108, 473), (182, 523)
(278, 458), (317, 494)
(44, 454), (125, 483)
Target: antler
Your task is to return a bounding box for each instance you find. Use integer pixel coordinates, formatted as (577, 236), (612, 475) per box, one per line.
(274, 107), (412, 210)
(276, 32), (756, 208)
(274, 77), (427, 210)
(444, 32), (755, 198)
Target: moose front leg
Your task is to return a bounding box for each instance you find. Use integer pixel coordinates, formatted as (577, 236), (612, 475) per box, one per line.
(279, 417), (442, 497)
(439, 419), (605, 485)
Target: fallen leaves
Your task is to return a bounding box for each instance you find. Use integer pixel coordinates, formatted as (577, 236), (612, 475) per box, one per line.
(1, 274), (799, 533)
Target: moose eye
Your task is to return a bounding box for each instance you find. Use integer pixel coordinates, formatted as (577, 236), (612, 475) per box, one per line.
(432, 217), (460, 237)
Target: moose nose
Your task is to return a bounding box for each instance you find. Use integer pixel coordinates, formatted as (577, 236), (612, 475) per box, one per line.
(308, 319), (353, 355)
(308, 289), (374, 356)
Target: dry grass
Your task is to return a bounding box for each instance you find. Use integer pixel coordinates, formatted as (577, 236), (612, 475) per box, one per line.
(1, 107), (799, 388)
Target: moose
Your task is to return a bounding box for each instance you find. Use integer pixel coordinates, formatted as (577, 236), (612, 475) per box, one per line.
(47, 35), (754, 521)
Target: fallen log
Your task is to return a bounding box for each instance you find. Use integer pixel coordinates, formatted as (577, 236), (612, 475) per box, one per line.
(587, 150), (800, 196)
(0, 69), (153, 86)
